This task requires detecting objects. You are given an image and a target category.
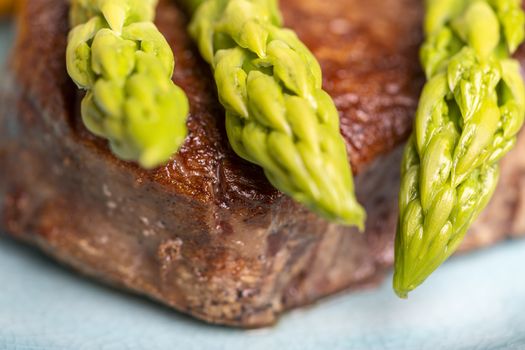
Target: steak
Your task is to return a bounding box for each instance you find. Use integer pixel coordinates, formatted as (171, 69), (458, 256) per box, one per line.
(1, 0), (525, 327)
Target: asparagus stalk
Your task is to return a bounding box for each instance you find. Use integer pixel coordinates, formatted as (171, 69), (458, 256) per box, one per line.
(67, 0), (189, 168)
(394, 0), (525, 297)
(184, 0), (365, 227)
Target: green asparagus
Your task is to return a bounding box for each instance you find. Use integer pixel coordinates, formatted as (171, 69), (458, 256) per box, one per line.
(394, 0), (525, 298)
(184, 0), (365, 227)
(67, 0), (189, 168)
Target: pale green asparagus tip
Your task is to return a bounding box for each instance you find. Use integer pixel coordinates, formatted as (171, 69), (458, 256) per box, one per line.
(67, 0), (189, 168)
(186, 0), (365, 227)
(394, 0), (525, 297)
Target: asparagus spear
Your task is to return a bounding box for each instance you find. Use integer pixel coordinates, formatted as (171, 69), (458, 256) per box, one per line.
(394, 0), (525, 297)
(183, 0), (365, 227)
(67, 0), (189, 168)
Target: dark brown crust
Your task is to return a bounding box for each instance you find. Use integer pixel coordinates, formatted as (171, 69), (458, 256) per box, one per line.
(282, 0), (424, 171)
(1, 0), (525, 328)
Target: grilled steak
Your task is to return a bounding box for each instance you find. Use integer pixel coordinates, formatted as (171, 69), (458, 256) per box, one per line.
(1, 0), (525, 327)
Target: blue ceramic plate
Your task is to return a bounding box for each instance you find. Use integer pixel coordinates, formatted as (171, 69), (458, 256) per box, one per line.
(1, 20), (525, 350)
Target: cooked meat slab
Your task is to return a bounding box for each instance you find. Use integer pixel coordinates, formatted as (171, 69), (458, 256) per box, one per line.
(1, 0), (525, 327)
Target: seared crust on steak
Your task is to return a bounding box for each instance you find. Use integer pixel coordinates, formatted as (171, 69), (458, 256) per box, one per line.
(1, 0), (525, 327)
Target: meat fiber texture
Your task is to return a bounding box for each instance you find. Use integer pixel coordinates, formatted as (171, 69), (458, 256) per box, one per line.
(1, 0), (525, 327)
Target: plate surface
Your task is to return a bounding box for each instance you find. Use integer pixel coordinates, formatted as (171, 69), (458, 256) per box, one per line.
(2, 20), (525, 350)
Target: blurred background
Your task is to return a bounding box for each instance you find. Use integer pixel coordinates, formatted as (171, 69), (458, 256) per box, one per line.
(2, 228), (525, 349)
